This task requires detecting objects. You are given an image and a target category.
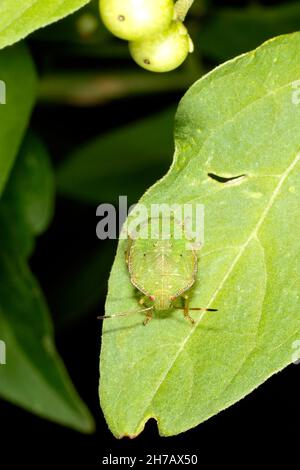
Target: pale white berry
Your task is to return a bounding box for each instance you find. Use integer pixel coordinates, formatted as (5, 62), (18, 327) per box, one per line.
(129, 21), (193, 73)
(99, 0), (174, 41)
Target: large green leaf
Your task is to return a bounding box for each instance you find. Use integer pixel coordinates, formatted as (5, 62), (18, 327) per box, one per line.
(100, 32), (300, 437)
(0, 44), (36, 194)
(0, 0), (92, 50)
(0, 134), (94, 432)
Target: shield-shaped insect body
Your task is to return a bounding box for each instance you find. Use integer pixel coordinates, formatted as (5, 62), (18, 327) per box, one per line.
(126, 216), (202, 324)
(99, 215), (217, 324)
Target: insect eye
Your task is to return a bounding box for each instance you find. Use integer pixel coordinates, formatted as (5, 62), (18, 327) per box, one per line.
(143, 253), (146, 257)
(149, 295), (155, 301)
(180, 254), (183, 257)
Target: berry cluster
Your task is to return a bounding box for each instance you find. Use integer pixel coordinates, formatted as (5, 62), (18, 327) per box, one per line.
(99, 0), (194, 72)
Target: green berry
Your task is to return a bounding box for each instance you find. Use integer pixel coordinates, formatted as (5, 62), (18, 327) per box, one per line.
(99, 0), (174, 41)
(129, 21), (193, 73)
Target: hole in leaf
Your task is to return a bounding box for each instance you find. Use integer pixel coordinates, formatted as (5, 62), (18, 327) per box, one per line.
(207, 173), (247, 184)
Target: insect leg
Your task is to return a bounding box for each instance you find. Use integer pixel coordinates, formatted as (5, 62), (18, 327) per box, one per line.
(183, 294), (195, 325)
(143, 308), (153, 326)
(98, 306), (152, 320)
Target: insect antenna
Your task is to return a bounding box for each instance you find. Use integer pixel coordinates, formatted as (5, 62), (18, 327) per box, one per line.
(98, 306), (153, 320)
(174, 307), (218, 312)
(189, 307), (217, 311)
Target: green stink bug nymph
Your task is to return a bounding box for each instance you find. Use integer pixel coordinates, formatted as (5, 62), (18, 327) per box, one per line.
(100, 216), (217, 325)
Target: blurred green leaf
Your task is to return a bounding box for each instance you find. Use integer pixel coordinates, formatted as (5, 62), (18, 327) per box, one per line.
(0, 133), (95, 432)
(0, 133), (55, 257)
(0, 44), (36, 195)
(5, 133), (55, 235)
(0, 0), (92, 50)
(100, 32), (300, 437)
(57, 107), (176, 204)
(200, 2), (300, 61)
(0, 248), (94, 433)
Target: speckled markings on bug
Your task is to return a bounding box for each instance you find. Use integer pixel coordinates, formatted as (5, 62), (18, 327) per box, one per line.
(126, 216), (200, 324)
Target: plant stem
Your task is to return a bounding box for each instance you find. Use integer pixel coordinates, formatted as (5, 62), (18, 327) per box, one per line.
(38, 68), (200, 106)
(174, 0), (195, 21)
